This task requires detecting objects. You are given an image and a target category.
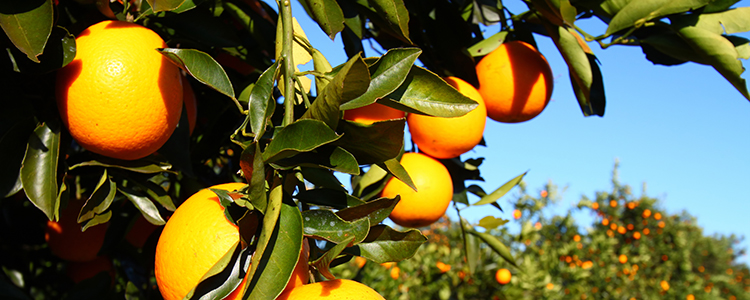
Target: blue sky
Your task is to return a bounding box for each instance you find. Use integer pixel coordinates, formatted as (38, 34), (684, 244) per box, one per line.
(281, 0), (750, 264)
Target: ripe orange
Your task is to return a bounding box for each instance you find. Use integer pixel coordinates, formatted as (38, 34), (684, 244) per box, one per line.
(436, 261), (451, 273)
(343, 103), (405, 125)
(476, 41), (553, 123)
(45, 199), (108, 262)
(354, 256), (367, 269)
(154, 183), (309, 300)
(56, 20), (183, 160)
(277, 279), (385, 300)
(495, 268), (511, 285)
(125, 214), (161, 249)
(382, 152), (453, 228)
(642, 209), (652, 219)
(183, 76), (198, 134)
(618, 254), (628, 264)
(66, 256), (114, 284)
(513, 209), (522, 220)
(407, 76), (487, 159)
(390, 266), (400, 279)
(660, 280), (670, 291)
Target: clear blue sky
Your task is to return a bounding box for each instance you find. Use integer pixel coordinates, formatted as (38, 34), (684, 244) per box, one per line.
(281, 0), (750, 264)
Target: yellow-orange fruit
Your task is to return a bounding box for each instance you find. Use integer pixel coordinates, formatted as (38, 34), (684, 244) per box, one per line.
(495, 268), (511, 285)
(154, 183), (309, 300)
(382, 153), (453, 228)
(618, 254), (628, 264)
(56, 20), (183, 160)
(476, 41), (553, 123)
(277, 279), (385, 300)
(343, 103), (405, 125)
(407, 76), (486, 159)
(436, 261), (451, 273)
(45, 199), (108, 262)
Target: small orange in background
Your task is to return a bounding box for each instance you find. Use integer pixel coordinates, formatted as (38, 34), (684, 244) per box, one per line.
(495, 268), (511, 285)
(591, 202), (599, 210)
(513, 209), (522, 220)
(383, 152), (453, 228)
(660, 280), (670, 291)
(643, 228), (650, 235)
(534, 222), (542, 230)
(540, 190), (548, 198)
(436, 261), (451, 273)
(354, 256), (367, 269)
(380, 262), (395, 269)
(609, 200), (618, 208)
(658, 221), (666, 228)
(626, 202), (636, 209)
(66, 256), (115, 284)
(642, 209), (652, 219)
(617, 226), (626, 234)
(618, 254), (628, 264)
(343, 103), (405, 125)
(602, 219), (609, 226)
(633, 231), (641, 240)
(654, 212), (662, 220)
(662, 255), (668, 261)
(546, 283), (554, 290)
(125, 214), (161, 249)
(573, 234), (581, 242)
(390, 266), (401, 279)
(45, 199), (108, 262)
(476, 41), (553, 123)
(457, 270), (466, 280)
(686, 294), (695, 300)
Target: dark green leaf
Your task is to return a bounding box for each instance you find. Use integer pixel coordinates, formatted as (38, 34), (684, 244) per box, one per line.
(148, 0), (184, 12)
(703, 0), (740, 13)
(118, 186), (167, 226)
(345, 225), (426, 263)
(606, 0), (711, 36)
(262, 119), (342, 163)
(369, 0), (411, 43)
(312, 236), (355, 280)
(472, 171), (526, 206)
(0, 117), (35, 198)
(68, 158), (173, 174)
(248, 143), (268, 212)
(0, 0), (53, 63)
(352, 163), (387, 197)
(158, 48), (235, 100)
(340, 48), (421, 110)
(300, 167), (347, 192)
(185, 242), (247, 300)
(299, 0), (345, 39)
(21, 121), (60, 221)
(129, 178), (176, 211)
(333, 119), (404, 165)
(7, 26), (76, 74)
(383, 66), (477, 117)
(640, 29), (708, 65)
(376, 157), (415, 192)
(0, 271), (29, 300)
(295, 188), (349, 209)
(78, 170), (116, 228)
(247, 62), (279, 141)
(302, 55), (370, 130)
(468, 228), (518, 268)
(336, 196), (399, 225)
(270, 145), (360, 175)
(302, 210), (369, 245)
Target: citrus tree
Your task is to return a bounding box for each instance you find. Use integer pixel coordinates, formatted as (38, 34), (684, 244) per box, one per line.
(1, 0), (749, 299)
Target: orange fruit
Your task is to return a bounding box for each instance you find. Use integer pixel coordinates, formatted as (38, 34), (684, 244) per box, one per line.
(654, 212), (662, 220)
(476, 41), (553, 123)
(618, 254), (628, 264)
(642, 209), (652, 219)
(390, 266), (400, 279)
(154, 183), (309, 300)
(407, 76), (486, 159)
(343, 103), (405, 125)
(513, 209), (522, 220)
(277, 279), (385, 300)
(573, 235), (581, 242)
(495, 268), (511, 285)
(66, 256), (114, 284)
(56, 20), (183, 160)
(382, 152), (453, 228)
(687, 294), (695, 300)
(660, 280), (670, 291)
(125, 214), (161, 249)
(183, 76), (198, 134)
(45, 199), (108, 262)
(436, 261), (451, 273)
(354, 256), (367, 269)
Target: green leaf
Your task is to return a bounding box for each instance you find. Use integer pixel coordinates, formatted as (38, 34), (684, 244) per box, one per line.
(376, 157), (415, 192)
(68, 158), (174, 174)
(383, 66), (478, 117)
(242, 202), (303, 300)
(473, 171), (526, 206)
(302, 210), (370, 245)
(345, 225), (426, 263)
(640, 29), (709, 65)
(158, 48), (235, 100)
(352, 163), (387, 198)
(295, 188), (349, 209)
(270, 145), (360, 174)
(21, 121), (60, 221)
(675, 7), (750, 35)
(468, 228), (518, 268)
(301, 55), (370, 130)
(336, 196), (400, 226)
(298, 0), (345, 39)
(369, 0), (411, 43)
(184, 241), (247, 300)
(467, 31), (508, 57)
(333, 119), (405, 165)
(247, 62), (279, 141)
(118, 186), (167, 226)
(78, 170), (116, 229)
(477, 216), (509, 231)
(0, 117), (35, 198)
(247, 143), (268, 212)
(0, 0), (54, 63)
(605, 0), (712, 36)
(262, 119), (342, 163)
(148, 0), (184, 12)
(311, 236), (355, 280)
(340, 48), (422, 110)
(6, 26), (76, 74)
(300, 167), (347, 192)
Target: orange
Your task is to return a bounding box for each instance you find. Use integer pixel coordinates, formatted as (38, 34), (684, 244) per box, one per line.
(45, 199), (108, 262)
(654, 212), (662, 220)
(660, 280), (669, 291)
(125, 214), (161, 249)
(618, 254), (628, 264)
(56, 20), (183, 160)
(183, 75), (198, 134)
(687, 295), (695, 300)
(154, 183), (309, 300)
(354, 256), (367, 269)
(436, 261), (451, 273)
(390, 266), (400, 279)
(476, 41), (553, 123)
(407, 76), (487, 159)
(513, 209), (522, 220)
(382, 152), (453, 228)
(343, 103), (405, 125)
(642, 209), (652, 219)
(495, 268), (511, 285)
(277, 279), (385, 300)
(66, 256), (114, 284)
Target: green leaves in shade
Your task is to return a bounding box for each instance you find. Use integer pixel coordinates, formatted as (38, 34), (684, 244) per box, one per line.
(158, 48), (235, 100)
(301, 55), (370, 130)
(77, 169), (116, 231)
(0, 0), (54, 63)
(334, 120), (405, 165)
(369, 0), (411, 44)
(313, 236), (355, 280)
(0, 116), (35, 198)
(7, 26), (76, 74)
(377, 157), (416, 192)
(340, 48), (422, 110)
(298, 0), (345, 39)
(467, 228), (518, 268)
(184, 242), (247, 300)
(302, 210), (369, 245)
(472, 171), (526, 206)
(605, 0), (712, 36)
(262, 119), (342, 163)
(344, 225), (426, 264)
(383, 66), (478, 117)
(68, 159), (173, 174)
(147, 0), (185, 13)
(118, 185), (167, 226)
(21, 121), (60, 221)
(336, 196), (400, 226)
(247, 62), (279, 140)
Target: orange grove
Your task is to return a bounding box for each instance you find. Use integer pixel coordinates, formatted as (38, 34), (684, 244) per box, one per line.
(56, 20), (183, 160)
(45, 199), (108, 262)
(476, 41), (553, 123)
(407, 76), (487, 159)
(277, 279), (385, 300)
(495, 268), (511, 285)
(382, 152), (453, 228)
(343, 103), (405, 125)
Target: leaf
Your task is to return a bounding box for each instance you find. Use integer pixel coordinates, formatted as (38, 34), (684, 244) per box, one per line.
(0, 0), (54, 63)
(298, 0), (345, 39)
(68, 158), (173, 174)
(148, 0), (184, 12)
(0, 117), (35, 198)
(352, 163), (387, 197)
(78, 169), (116, 228)
(246, 61), (279, 140)
(184, 241), (247, 300)
(468, 229), (518, 268)
(467, 31), (508, 57)
(248, 143), (267, 212)
(369, 0), (411, 43)
(158, 48), (235, 100)
(336, 196), (400, 225)
(242, 202), (303, 300)
(262, 119), (342, 163)
(477, 216), (509, 231)
(311, 236), (355, 280)
(383, 66), (478, 117)
(295, 188), (349, 209)
(21, 121), (60, 221)
(118, 186), (167, 226)
(344, 225), (426, 263)
(473, 171), (526, 206)
(7, 26), (76, 74)
(640, 29), (707, 65)
(679, 7), (750, 35)
(301, 55), (370, 130)
(300, 167), (347, 192)
(333, 119), (405, 165)
(376, 157), (415, 192)
(302, 210), (369, 245)
(340, 48), (421, 110)
(605, 0), (712, 36)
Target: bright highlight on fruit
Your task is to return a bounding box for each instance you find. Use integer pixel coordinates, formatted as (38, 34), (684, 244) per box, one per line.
(476, 41), (553, 123)
(495, 268), (511, 285)
(56, 20), (183, 160)
(382, 152), (453, 228)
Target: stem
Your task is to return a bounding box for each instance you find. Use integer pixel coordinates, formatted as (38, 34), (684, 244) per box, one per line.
(280, 0), (295, 126)
(293, 76), (312, 108)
